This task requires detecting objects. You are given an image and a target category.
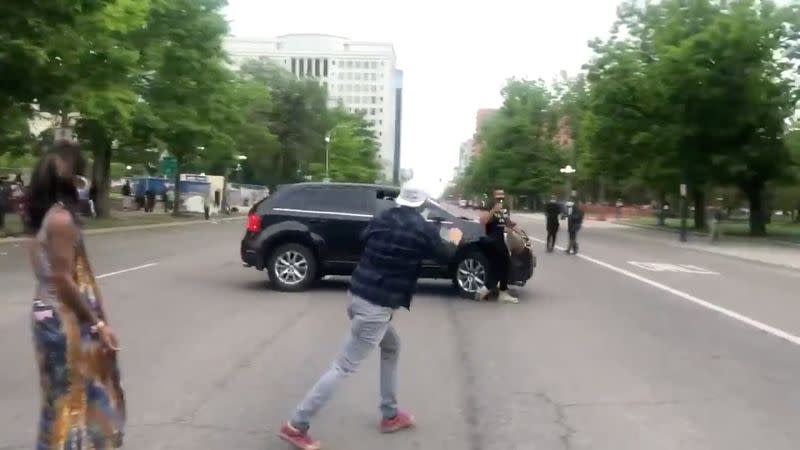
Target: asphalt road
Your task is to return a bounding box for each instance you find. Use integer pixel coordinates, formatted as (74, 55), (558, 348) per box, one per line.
(1, 213), (799, 450)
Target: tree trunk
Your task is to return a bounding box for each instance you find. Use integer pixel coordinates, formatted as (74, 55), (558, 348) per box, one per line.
(745, 183), (767, 236)
(172, 159), (182, 217)
(91, 141), (113, 218)
(692, 189), (706, 230)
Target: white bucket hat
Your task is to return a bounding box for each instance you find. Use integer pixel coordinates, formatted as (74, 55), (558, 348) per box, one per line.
(395, 178), (429, 208)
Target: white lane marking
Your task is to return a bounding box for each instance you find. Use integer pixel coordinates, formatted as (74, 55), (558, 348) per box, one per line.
(97, 263), (159, 279)
(628, 261), (719, 275)
(532, 238), (800, 346)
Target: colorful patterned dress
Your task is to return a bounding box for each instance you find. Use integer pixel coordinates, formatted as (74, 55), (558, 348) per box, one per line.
(31, 206), (126, 449)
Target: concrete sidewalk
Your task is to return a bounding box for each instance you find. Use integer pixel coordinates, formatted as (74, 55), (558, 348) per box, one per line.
(516, 212), (800, 271)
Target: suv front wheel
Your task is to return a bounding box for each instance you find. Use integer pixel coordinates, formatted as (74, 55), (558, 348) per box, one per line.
(453, 251), (489, 299)
(267, 243), (318, 292)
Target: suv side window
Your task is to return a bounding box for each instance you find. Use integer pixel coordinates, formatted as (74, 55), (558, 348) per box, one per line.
(419, 201), (455, 222)
(272, 186), (372, 215)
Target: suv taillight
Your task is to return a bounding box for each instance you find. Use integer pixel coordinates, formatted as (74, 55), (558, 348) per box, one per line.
(247, 213), (261, 232)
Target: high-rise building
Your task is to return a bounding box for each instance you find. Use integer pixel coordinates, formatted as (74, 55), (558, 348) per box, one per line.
(392, 69), (403, 185)
(472, 108), (498, 157)
(458, 139), (474, 174)
(224, 34), (402, 181)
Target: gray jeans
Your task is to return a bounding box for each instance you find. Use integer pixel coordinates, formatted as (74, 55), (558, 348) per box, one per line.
(290, 295), (400, 431)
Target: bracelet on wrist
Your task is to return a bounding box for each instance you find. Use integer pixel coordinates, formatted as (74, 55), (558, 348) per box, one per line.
(90, 321), (106, 333)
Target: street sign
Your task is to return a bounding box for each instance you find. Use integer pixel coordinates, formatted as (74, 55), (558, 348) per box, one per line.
(627, 261), (718, 275)
(160, 156), (177, 178)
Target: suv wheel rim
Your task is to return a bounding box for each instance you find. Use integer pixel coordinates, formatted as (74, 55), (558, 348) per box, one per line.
(457, 258), (486, 293)
(275, 250), (309, 285)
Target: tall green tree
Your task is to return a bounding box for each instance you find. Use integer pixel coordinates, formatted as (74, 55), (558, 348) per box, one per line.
(308, 108), (381, 183)
(239, 60), (330, 185)
(134, 0), (236, 214)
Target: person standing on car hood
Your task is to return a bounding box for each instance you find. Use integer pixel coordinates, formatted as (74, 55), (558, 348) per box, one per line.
(278, 179), (464, 450)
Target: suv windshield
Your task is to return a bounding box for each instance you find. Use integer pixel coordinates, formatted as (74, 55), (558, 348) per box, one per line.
(419, 200), (455, 222)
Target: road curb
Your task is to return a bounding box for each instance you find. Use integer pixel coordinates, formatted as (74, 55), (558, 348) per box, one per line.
(0, 215), (247, 244)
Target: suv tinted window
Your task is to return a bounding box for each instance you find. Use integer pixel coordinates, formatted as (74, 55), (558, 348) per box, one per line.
(272, 186), (373, 215)
(419, 200), (455, 221)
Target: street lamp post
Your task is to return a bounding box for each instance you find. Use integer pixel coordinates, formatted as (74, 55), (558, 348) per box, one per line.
(324, 134), (331, 182)
(560, 165), (576, 201)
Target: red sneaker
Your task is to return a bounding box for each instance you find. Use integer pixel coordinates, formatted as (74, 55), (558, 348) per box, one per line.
(278, 423), (321, 450)
(380, 410), (415, 433)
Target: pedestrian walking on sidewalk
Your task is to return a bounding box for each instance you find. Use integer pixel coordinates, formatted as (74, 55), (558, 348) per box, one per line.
(278, 179), (463, 450)
(544, 195), (562, 252)
(25, 141), (126, 449)
(566, 200), (585, 255)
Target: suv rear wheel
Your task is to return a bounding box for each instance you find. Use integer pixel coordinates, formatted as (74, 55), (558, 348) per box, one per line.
(267, 243), (318, 292)
(453, 251), (489, 299)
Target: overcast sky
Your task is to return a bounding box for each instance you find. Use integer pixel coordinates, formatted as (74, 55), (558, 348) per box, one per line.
(225, 0), (620, 195)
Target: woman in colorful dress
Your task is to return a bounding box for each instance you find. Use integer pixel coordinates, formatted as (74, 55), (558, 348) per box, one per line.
(26, 141), (126, 449)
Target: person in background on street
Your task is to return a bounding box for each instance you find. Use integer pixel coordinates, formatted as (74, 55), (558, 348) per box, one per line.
(121, 180), (132, 211)
(477, 189), (518, 303)
(25, 141), (126, 449)
(14, 172), (24, 187)
(0, 177), (10, 231)
(88, 182), (98, 218)
(615, 198), (624, 220)
(278, 180), (463, 450)
(710, 205), (723, 243)
(145, 188), (156, 213)
(566, 199), (585, 255)
(162, 189), (170, 213)
(544, 195), (562, 252)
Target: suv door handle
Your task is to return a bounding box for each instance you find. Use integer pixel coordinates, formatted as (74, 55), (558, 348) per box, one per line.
(309, 218), (325, 224)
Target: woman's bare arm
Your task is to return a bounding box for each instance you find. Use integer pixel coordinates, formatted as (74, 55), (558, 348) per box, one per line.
(47, 210), (100, 325)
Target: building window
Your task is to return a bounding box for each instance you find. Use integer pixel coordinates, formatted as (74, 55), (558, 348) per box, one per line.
(379, 108), (383, 113)
(332, 60), (336, 66)
(371, 96), (376, 104)
(323, 59), (329, 77)
(347, 72), (353, 80)
(347, 61), (353, 68)
(371, 61), (377, 69)
(307, 58), (313, 77)
(315, 59), (321, 77)
(379, 96), (383, 102)
(291, 58), (297, 75)
(371, 85), (377, 92)
(371, 73), (376, 81)
(379, 119), (383, 125)
(370, 108), (376, 115)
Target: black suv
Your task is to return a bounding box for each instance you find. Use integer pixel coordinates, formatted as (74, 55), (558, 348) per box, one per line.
(241, 182), (536, 298)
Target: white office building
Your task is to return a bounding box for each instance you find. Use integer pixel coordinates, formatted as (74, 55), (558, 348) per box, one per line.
(224, 34), (402, 182)
(458, 139), (474, 174)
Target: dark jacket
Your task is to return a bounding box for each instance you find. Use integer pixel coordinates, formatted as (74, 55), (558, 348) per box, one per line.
(544, 201), (562, 227)
(350, 206), (454, 310)
(568, 206), (584, 233)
